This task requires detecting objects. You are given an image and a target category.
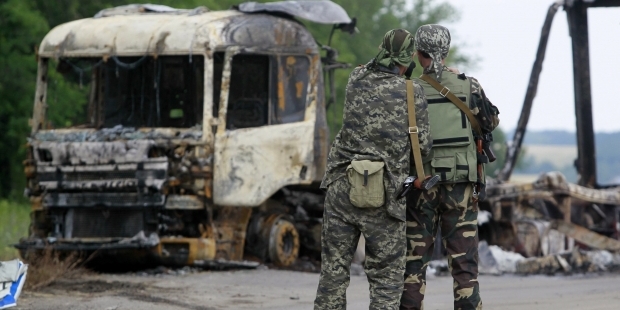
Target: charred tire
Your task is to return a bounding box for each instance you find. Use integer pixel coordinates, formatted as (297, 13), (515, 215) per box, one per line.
(268, 219), (300, 267)
(245, 213), (300, 266)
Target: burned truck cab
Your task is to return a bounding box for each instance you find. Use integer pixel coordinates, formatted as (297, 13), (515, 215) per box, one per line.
(20, 2), (354, 267)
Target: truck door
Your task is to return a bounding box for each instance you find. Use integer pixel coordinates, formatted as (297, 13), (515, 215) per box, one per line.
(213, 48), (316, 206)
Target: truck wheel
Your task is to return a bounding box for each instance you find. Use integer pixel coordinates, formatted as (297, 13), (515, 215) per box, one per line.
(268, 219), (299, 267)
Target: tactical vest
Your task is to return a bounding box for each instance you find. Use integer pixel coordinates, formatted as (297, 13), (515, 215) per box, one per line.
(415, 72), (482, 184)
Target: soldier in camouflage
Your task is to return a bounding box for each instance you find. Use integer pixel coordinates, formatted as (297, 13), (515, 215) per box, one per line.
(314, 28), (431, 310)
(400, 25), (500, 310)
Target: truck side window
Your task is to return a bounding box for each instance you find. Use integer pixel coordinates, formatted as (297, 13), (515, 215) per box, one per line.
(213, 53), (309, 129)
(272, 56), (310, 124)
(225, 54), (270, 129)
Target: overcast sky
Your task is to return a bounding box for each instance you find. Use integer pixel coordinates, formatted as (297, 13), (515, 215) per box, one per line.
(434, 0), (620, 133)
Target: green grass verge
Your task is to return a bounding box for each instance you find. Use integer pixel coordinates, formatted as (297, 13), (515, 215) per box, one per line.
(0, 200), (30, 260)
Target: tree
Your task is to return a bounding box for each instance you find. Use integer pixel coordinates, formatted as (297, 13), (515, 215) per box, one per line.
(0, 0), (49, 198)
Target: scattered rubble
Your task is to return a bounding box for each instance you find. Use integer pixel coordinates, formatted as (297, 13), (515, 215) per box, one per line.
(478, 241), (525, 275)
(134, 265), (202, 277)
(427, 260), (450, 277)
(278, 256), (320, 273)
(550, 220), (620, 252)
(350, 263), (365, 277)
(476, 223), (620, 276)
(515, 248), (620, 275)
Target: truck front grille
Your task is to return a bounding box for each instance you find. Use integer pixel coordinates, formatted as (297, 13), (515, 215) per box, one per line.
(71, 209), (145, 238)
(44, 192), (165, 208)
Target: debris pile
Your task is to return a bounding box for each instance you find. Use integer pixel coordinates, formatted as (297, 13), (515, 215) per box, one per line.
(427, 260), (450, 276)
(477, 172), (620, 276)
(516, 249), (620, 275)
(476, 219), (620, 276)
(478, 241), (525, 275)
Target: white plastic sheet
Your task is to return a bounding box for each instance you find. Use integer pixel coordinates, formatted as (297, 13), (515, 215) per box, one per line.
(0, 260), (28, 309)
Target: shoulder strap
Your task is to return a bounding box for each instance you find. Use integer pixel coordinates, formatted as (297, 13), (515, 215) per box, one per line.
(406, 79), (426, 180)
(419, 74), (483, 136)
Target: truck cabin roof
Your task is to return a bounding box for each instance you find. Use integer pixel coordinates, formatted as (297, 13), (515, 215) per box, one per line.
(38, 4), (330, 58)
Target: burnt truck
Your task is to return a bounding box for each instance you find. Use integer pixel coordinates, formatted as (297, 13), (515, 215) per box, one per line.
(18, 1), (356, 267)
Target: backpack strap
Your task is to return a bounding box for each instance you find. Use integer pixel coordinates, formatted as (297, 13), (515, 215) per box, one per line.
(419, 74), (483, 136)
(406, 79), (426, 180)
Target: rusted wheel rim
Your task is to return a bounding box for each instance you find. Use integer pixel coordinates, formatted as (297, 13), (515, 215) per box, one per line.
(268, 219), (300, 266)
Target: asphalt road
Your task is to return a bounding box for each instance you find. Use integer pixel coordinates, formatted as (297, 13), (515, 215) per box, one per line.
(15, 268), (620, 310)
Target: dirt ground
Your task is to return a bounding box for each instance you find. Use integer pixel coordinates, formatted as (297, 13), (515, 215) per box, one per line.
(13, 268), (620, 310)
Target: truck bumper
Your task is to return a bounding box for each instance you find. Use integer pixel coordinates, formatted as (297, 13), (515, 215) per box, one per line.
(15, 236), (230, 267)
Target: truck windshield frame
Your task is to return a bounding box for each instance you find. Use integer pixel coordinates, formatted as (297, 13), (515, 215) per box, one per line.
(45, 56), (205, 129)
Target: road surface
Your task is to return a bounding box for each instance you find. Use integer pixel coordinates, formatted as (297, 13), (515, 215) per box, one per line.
(15, 268), (620, 309)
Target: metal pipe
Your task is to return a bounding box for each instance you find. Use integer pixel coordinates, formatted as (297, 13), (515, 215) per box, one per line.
(497, 2), (561, 181)
(567, 1), (597, 188)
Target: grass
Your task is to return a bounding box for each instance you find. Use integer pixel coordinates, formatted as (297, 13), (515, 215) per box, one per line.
(0, 200), (30, 260)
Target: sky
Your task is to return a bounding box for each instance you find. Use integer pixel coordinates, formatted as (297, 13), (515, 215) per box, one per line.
(435, 0), (620, 133)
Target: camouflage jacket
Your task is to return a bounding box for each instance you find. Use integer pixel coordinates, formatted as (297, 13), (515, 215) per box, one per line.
(424, 64), (500, 133)
(321, 64), (431, 221)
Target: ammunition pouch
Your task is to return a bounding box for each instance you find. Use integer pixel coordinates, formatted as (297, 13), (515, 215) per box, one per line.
(346, 160), (385, 208)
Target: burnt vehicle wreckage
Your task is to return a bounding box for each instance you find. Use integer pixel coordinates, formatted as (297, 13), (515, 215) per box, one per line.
(17, 0), (620, 271)
(18, 0), (355, 267)
(477, 0), (620, 273)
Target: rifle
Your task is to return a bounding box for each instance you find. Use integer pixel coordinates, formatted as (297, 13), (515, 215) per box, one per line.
(473, 133), (495, 202)
(396, 175), (440, 199)
(481, 133), (496, 163)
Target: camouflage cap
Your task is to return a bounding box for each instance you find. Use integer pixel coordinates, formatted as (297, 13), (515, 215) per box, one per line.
(415, 24), (451, 79)
(375, 28), (415, 69)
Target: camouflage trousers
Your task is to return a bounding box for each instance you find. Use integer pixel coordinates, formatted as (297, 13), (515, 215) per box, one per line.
(314, 178), (406, 310)
(400, 183), (481, 310)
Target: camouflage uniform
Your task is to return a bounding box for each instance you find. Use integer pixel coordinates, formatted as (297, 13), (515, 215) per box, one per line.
(403, 183), (481, 310)
(400, 25), (499, 310)
(315, 29), (431, 310)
